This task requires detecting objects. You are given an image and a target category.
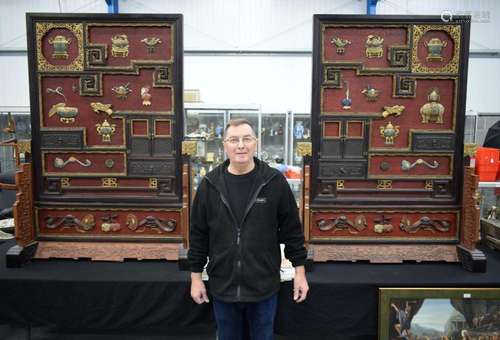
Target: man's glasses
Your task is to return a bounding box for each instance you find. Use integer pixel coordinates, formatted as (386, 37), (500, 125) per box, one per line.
(224, 136), (256, 145)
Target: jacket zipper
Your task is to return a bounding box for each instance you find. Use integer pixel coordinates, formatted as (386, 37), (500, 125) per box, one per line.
(217, 190), (243, 301)
(233, 174), (277, 300)
(206, 172), (277, 301)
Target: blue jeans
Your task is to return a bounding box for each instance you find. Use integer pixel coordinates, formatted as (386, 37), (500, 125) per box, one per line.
(213, 293), (278, 340)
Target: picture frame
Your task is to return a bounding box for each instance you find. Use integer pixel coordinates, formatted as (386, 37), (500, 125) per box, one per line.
(379, 288), (500, 340)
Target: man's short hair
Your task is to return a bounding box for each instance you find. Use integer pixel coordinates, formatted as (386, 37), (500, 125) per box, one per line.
(224, 118), (256, 137)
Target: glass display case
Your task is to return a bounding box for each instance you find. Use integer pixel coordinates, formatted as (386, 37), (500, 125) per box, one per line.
(464, 112), (477, 144)
(184, 105), (260, 189)
(289, 113), (311, 166)
(0, 111), (31, 173)
(260, 113), (288, 164)
(183, 106), (311, 200)
(465, 112), (500, 250)
(478, 183), (500, 251)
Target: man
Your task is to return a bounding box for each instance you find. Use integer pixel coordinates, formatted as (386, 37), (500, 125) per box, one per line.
(188, 118), (309, 340)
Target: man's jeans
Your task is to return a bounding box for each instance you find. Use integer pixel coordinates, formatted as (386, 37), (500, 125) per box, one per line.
(212, 293), (278, 340)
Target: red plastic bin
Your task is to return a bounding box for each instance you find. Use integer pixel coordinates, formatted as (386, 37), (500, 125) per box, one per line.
(475, 147), (500, 182)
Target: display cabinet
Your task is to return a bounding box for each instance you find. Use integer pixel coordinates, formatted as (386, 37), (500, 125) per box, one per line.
(184, 108), (225, 189)
(303, 14), (484, 271)
(479, 183), (500, 251)
(184, 105), (260, 190)
(0, 111), (31, 173)
(260, 113), (288, 163)
(289, 113), (311, 166)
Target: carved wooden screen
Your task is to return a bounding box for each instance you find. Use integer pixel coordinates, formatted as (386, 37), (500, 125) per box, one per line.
(309, 15), (470, 260)
(27, 14), (184, 248)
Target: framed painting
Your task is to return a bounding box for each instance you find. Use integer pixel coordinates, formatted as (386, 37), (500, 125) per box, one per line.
(379, 288), (500, 340)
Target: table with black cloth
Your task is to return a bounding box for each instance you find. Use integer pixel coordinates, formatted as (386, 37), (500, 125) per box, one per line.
(1, 238), (499, 338)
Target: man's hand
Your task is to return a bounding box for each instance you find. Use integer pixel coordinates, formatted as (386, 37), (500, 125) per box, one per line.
(293, 265), (309, 303)
(190, 272), (209, 304)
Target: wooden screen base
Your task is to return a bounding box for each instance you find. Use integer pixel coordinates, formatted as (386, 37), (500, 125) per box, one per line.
(33, 241), (182, 261)
(310, 244), (459, 263)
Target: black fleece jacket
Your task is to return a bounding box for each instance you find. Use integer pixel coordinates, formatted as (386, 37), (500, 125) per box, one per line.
(188, 158), (307, 302)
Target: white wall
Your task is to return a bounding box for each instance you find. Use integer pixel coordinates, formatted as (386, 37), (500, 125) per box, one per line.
(467, 58), (500, 114)
(0, 54), (29, 111)
(0, 0), (498, 114)
(185, 55), (311, 112)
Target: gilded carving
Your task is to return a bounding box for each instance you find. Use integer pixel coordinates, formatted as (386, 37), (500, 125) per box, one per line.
(90, 102), (113, 116)
(141, 37), (162, 53)
(48, 103), (79, 124)
(361, 85), (380, 102)
(46, 87), (78, 123)
(149, 178), (158, 189)
(102, 178), (117, 188)
(379, 122), (400, 144)
(126, 214), (139, 230)
(297, 142), (312, 157)
(101, 214), (121, 232)
(382, 105), (405, 118)
(425, 37), (447, 61)
(377, 180), (392, 190)
(111, 34), (129, 57)
(141, 86), (152, 106)
(336, 180), (344, 189)
(330, 37), (351, 54)
(61, 178), (70, 188)
(111, 83), (132, 99)
(420, 89), (444, 123)
(182, 141), (197, 156)
(425, 180), (434, 190)
(365, 35), (384, 58)
(96, 119), (116, 142)
(36, 22), (84, 72)
(401, 159), (439, 171)
(412, 25), (461, 74)
(54, 156), (92, 168)
(373, 215), (393, 233)
(48, 35), (71, 59)
(17, 139), (32, 154)
(463, 143), (478, 158)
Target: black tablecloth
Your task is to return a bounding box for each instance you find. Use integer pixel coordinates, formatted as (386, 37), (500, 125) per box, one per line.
(1, 239), (499, 337)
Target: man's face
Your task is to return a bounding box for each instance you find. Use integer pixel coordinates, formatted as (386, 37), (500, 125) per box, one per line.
(223, 124), (257, 166)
